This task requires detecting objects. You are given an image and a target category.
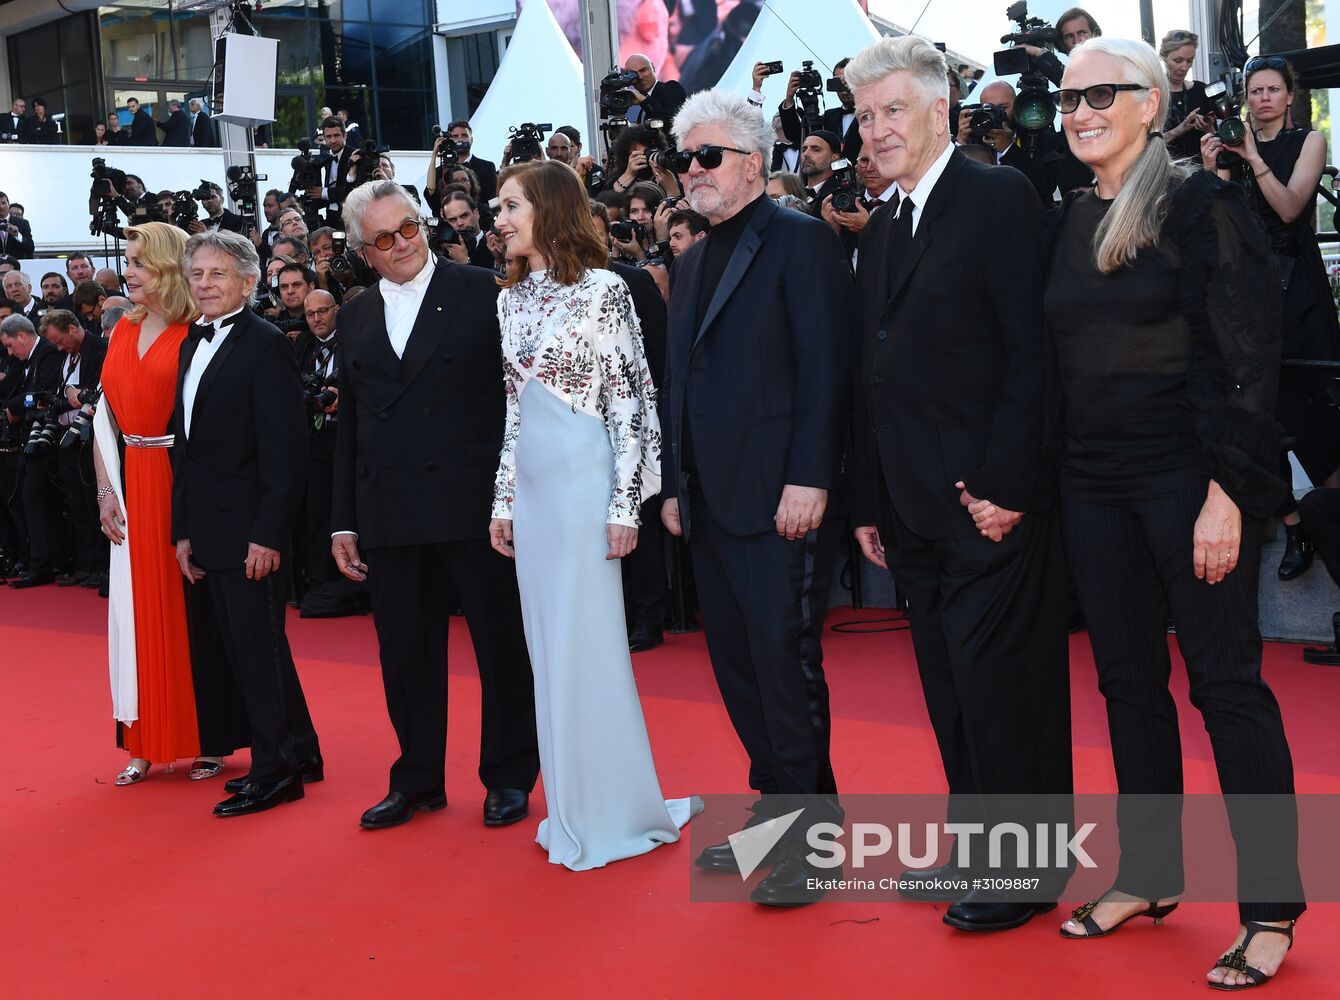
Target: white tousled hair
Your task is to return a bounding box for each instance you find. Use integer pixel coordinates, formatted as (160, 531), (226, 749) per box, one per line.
(844, 36), (950, 102)
(341, 180), (422, 248)
(672, 90), (774, 161)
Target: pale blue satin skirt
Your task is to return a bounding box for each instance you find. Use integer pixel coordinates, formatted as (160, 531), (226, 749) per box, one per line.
(512, 382), (697, 871)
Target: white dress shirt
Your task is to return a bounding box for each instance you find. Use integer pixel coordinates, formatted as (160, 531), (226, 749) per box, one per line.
(380, 254), (436, 360)
(893, 141), (956, 236)
(182, 305), (245, 437)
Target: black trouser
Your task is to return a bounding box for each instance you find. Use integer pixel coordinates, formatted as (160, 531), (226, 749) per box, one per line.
(364, 540), (539, 798)
(688, 485), (838, 819)
(185, 565), (319, 783)
(300, 425), (343, 589)
(1299, 488), (1340, 587)
(621, 494), (669, 632)
(55, 440), (106, 574)
(19, 449), (59, 575)
(0, 449), (25, 564)
(1063, 485), (1305, 922)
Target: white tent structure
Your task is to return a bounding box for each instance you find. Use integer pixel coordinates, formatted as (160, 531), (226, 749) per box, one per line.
(469, 0), (587, 166)
(715, 0), (881, 111)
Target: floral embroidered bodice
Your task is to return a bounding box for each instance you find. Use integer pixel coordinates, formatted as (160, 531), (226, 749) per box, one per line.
(492, 268), (661, 526)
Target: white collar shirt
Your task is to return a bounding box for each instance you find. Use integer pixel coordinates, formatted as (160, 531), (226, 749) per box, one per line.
(894, 141), (955, 236)
(380, 254), (435, 360)
(182, 305), (245, 437)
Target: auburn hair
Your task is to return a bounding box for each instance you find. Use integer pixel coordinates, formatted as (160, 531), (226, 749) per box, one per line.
(124, 222), (197, 325)
(496, 160), (609, 288)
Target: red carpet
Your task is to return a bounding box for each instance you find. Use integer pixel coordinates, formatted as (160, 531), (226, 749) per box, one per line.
(4, 587), (1338, 998)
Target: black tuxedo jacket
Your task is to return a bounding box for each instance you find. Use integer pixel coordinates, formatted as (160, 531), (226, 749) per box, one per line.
(74, 333), (108, 390)
(852, 148), (1048, 541)
(662, 196), (853, 536)
(171, 310), (307, 569)
(641, 80), (688, 123)
(128, 109), (156, 146)
(192, 111), (217, 147)
(158, 109), (191, 146)
(780, 104), (862, 160)
(333, 260), (506, 548)
(0, 215), (34, 257)
(0, 112), (24, 143)
(207, 209), (246, 234)
(461, 155), (498, 202)
(4, 338), (63, 423)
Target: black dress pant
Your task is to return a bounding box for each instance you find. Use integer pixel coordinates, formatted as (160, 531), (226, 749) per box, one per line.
(56, 442), (106, 574)
(1299, 487), (1340, 587)
(688, 485), (838, 819)
(621, 494), (669, 631)
(185, 566), (318, 781)
(19, 450), (58, 575)
(0, 450), (26, 564)
(364, 540), (539, 798)
(1063, 484), (1305, 922)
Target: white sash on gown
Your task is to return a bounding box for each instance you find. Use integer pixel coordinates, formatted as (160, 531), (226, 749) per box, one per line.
(93, 399), (138, 724)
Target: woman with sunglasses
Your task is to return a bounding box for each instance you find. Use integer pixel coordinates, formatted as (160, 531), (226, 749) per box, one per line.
(1031, 38), (1304, 988)
(1159, 30), (1215, 160)
(488, 160), (695, 869)
(1203, 57), (1340, 582)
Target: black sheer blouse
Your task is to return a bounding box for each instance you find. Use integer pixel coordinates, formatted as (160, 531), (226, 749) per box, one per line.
(1044, 172), (1287, 516)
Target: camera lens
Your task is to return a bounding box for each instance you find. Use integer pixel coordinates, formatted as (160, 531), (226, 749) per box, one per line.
(1217, 117), (1246, 145)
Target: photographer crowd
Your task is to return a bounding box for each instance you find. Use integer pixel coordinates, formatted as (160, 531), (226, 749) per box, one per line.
(3, 14), (1335, 988)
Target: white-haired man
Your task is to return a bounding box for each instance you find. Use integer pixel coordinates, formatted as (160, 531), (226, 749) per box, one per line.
(846, 35), (1071, 932)
(659, 90), (854, 906)
(331, 180), (538, 831)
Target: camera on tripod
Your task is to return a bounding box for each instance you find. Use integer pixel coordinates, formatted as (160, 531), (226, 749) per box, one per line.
(600, 69), (640, 117)
(88, 157), (127, 237)
(170, 190), (200, 231)
(430, 125), (470, 169)
(794, 60), (825, 134)
(226, 164), (265, 233)
(508, 123), (552, 163)
(290, 138), (335, 214)
(991, 2), (1058, 153)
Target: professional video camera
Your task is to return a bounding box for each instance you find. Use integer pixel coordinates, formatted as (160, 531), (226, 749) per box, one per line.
(828, 158), (860, 213)
(88, 157), (127, 237)
(58, 387), (101, 449)
(794, 60), (825, 135)
(991, 2), (1057, 154)
(170, 190), (200, 231)
(962, 102), (1009, 143)
(600, 69), (640, 118)
(1205, 80), (1247, 169)
(290, 138), (336, 216)
(302, 372), (338, 413)
(226, 164), (265, 234)
(350, 139), (386, 188)
(430, 125), (470, 170)
(508, 122), (552, 163)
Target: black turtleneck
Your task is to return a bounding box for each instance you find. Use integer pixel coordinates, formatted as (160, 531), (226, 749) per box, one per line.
(693, 190), (766, 334)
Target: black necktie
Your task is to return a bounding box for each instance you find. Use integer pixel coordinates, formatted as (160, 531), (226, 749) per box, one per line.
(313, 340), (332, 376)
(888, 194), (915, 273)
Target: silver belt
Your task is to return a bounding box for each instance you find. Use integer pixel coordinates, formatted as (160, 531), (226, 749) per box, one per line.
(123, 433), (174, 449)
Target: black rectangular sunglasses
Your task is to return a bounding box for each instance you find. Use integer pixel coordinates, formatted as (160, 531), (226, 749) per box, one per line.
(667, 145), (751, 174)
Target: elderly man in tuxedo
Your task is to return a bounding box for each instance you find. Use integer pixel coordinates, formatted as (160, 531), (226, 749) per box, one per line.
(332, 180), (539, 831)
(846, 36), (1072, 932)
(660, 90), (853, 906)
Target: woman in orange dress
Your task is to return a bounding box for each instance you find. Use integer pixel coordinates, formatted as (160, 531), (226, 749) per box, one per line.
(93, 222), (246, 784)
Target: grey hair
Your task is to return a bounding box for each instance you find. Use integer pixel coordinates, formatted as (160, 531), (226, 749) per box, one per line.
(1068, 37), (1190, 273)
(3, 270), (30, 289)
(101, 305), (129, 333)
(0, 314), (35, 338)
(845, 35), (950, 102)
(341, 181), (423, 248)
(182, 229), (263, 305)
(672, 90), (774, 161)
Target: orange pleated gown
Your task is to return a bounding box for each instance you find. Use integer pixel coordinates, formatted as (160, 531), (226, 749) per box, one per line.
(103, 317), (201, 762)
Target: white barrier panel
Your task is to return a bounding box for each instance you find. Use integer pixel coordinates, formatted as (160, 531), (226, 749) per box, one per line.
(0, 145), (433, 253)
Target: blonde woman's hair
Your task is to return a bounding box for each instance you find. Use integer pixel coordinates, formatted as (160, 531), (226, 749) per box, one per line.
(1158, 29), (1199, 59)
(124, 222), (196, 325)
(1068, 37), (1191, 273)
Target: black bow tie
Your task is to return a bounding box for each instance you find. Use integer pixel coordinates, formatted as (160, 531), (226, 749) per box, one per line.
(192, 315), (237, 343)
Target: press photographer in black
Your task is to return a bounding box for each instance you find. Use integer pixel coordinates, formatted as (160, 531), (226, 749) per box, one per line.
(1201, 56), (1340, 580)
(437, 192), (495, 268)
(270, 262), (316, 346)
(304, 117), (356, 223)
(623, 53), (688, 126)
(189, 182), (245, 235)
(39, 309), (107, 589)
(778, 57), (860, 159)
(1, 313), (64, 587)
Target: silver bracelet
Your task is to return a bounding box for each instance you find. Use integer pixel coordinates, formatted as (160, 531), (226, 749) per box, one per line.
(97, 485), (114, 501)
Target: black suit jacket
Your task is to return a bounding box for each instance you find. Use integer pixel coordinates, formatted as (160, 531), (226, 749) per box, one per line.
(461, 155), (498, 202)
(608, 262), (666, 390)
(662, 196), (853, 536)
(171, 310), (307, 569)
(333, 260), (506, 548)
(641, 80), (688, 123)
(0, 112), (24, 143)
(4, 338), (63, 424)
(22, 116), (59, 145)
(207, 209), (246, 234)
(852, 149), (1048, 541)
(74, 333), (108, 390)
(128, 109), (156, 146)
(780, 104), (862, 160)
(158, 109), (191, 146)
(192, 111), (217, 148)
(0, 214), (34, 257)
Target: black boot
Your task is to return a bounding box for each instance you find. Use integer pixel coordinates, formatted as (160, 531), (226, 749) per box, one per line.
(1278, 521), (1315, 581)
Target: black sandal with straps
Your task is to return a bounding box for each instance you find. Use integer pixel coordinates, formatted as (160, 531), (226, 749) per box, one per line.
(1208, 920), (1296, 991)
(1060, 887), (1179, 939)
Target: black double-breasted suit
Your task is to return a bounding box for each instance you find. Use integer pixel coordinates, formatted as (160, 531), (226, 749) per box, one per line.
(662, 194), (852, 810)
(333, 258), (539, 798)
(171, 308), (318, 779)
(852, 149), (1072, 849)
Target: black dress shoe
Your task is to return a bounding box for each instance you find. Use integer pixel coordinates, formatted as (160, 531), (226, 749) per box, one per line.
(56, 571), (89, 587)
(360, 789), (448, 830)
(483, 788), (529, 826)
(695, 834), (788, 874)
(225, 755), (323, 794)
(943, 890), (1057, 931)
(1278, 522), (1315, 581)
(896, 864), (971, 901)
(80, 572), (107, 589)
(213, 773), (304, 817)
(628, 625), (664, 653)
(750, 846), (835, 907)
(9, 571), (54, 589)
